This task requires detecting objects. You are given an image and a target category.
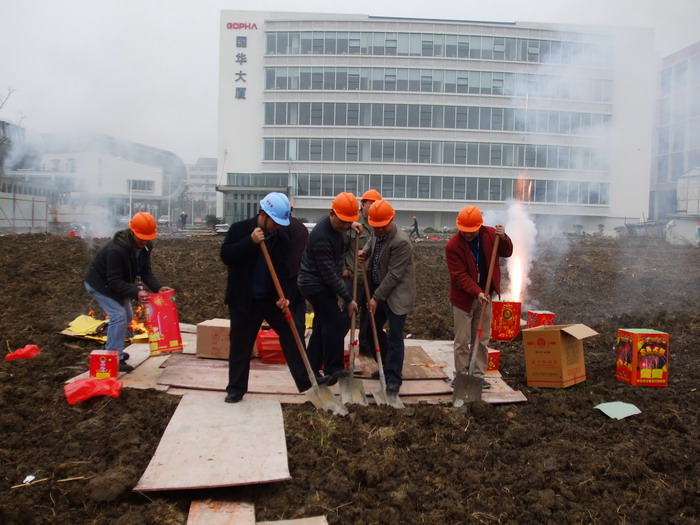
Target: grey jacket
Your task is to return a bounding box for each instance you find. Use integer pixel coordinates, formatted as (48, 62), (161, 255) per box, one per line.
(367, 223), (416, 316)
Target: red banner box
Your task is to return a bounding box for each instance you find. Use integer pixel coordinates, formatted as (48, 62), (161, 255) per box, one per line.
(145, 290), (183, 356)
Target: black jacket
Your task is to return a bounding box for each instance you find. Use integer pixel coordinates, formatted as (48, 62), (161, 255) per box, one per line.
(220, 216), (291, 312)
(297, 215), (353, 304)
(84, 229), (163, 301)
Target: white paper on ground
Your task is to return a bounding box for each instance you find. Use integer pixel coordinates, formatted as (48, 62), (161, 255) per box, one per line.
(595, 401), (641, 420)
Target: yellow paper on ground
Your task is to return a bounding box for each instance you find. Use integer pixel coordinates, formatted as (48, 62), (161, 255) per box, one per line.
(67, 315), (105, 335)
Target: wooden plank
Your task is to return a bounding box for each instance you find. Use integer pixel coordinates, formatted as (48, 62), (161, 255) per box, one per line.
(258, 517), (328, 525)
(187, 500), (255, 525)
(356, 346), (447, 380)
(135, 394), (290, 491)
(121, 355), (169, 389)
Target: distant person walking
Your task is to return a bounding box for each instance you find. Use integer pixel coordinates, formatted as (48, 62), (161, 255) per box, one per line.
(298, 192), (360, 386)
(365, 200), (416, 394)
(179, 211), (188, 229)
(445, 205), (513, 388)
(409, 216), (421, 239)
(220, 192), (312, 404)
(84, 212), (174, 372)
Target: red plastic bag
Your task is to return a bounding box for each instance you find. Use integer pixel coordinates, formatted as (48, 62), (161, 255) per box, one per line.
(64, 377), (123, 405)
(6, 344), (41, 361)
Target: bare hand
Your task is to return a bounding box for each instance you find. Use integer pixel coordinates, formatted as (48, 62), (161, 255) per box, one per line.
(346, 300), (359, 317)
(276, 297), (289, 310)
(357, 249), (366, 262)
(351, 222), (363, 234)
(137, 290), (149, 303)
(250, 227), (265, 244)
(478, 292), (490, 305)
(158, 286), (174, 293)
(368, 298), (377, 314)
(342, 269), (350, 278)
(495, 224), (506, 240)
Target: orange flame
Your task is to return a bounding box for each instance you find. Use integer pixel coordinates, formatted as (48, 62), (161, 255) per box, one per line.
(129, 305), (147, 334)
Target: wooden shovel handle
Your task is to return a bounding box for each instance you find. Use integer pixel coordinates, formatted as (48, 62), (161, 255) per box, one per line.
(260, 240), (317, 385)
(476, 235), (501, 339)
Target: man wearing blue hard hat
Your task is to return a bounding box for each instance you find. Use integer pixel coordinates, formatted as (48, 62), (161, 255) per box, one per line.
(220, 192), (311, 403)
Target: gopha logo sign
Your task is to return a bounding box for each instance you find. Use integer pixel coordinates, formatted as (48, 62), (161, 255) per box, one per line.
(226, 22), (258, 30)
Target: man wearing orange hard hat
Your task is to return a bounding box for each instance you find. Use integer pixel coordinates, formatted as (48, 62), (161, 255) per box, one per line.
(84, 211), (173, 372)
(298, 192), (361, 386)
(365, 199), (416, 394)
(342, 188), (381, 357)
(445, 206), (513, 389)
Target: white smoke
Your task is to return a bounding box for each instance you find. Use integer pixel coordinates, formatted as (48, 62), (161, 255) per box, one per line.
(502, 201), (538, 302)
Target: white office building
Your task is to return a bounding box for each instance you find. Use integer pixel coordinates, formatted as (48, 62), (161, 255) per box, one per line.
(217, 11), (656, 232)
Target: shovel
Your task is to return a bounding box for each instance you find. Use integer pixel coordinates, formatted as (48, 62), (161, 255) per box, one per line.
(361, 260), (404, 409)
(339, 235), (368, 406)
(260, 240), (348, 416)
(453, 236), (500, 408)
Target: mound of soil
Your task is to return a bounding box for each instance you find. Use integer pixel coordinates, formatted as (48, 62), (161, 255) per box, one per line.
(0, 233), (698, 524)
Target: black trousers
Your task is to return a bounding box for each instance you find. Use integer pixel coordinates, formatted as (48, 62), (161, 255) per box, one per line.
(226, 299), (311, 397)
(305, 290), (346, 377)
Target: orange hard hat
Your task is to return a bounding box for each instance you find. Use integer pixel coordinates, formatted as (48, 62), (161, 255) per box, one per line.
(456, 206), (483, 233)
(368, 199), (395, 227)
(361, 189), (382, 202)
(129, 212), (158, 240)
(331, 192), (360, 222)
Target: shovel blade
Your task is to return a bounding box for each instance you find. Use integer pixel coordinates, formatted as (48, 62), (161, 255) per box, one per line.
(386, 391), (405, 409)
(339, 377), (369, 406)
(306, 385), (348, 416)
(452, 374), (483, 407)
(371, 388), (388, 406)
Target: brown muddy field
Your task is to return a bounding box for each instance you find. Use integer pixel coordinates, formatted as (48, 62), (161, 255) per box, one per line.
(0, 233), (698, 524)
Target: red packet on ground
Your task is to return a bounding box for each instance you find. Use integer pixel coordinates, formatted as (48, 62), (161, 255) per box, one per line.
(6, 344), (41, 360)
(64, 377), (123, 405)
(145, 290), (183, 356)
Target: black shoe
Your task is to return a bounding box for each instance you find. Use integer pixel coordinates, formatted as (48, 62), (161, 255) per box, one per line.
(120, 352), (130, 361)
(386, 383), (400, 394)
(371, 370), (380, 380)
(119, 361), (134, 373)
(320, 369), (349, 387)
(225, 393), (243, 403)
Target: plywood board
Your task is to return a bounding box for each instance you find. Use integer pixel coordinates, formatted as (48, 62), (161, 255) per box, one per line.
(121, 355), (169, 389)
(357, 346), (447, 380)
(258, 517), (328, 525)
(135, 394), (290, 491)
(187, 500), (255, 525)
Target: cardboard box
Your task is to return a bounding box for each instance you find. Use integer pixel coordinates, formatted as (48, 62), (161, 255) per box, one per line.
(522, 324), (599, 388)
(89, 350), (119, 379)
(196, 318), (231, 359)
(257, 329), (285, 364)
(491, 301), (522, 341)
(615, 329), (669, 387)
(486, 348), (500, 372)
(145, 290), (183, 356)
(527, 310), (555, 328)
(196, 318), (259, 360)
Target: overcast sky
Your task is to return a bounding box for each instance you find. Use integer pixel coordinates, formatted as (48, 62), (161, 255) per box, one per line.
(1, 0), (698, 164)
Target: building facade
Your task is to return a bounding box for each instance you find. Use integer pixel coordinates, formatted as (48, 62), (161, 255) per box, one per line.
(186, 157), (217, 221)
(651, 41), (700, 220)
(218, 11), (655, 232)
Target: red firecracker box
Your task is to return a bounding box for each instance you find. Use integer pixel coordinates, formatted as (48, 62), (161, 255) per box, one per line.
(527, 310), (556, 328)
(145, 290), (183, 356)
(486, 348), (500, 372)
(89, 350), (119, 379)
(491, 301), (522, 341)
(257, 329), (285, 364)
(615, 329), (669, 387)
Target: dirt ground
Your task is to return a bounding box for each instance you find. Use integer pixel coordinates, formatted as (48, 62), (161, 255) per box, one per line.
(0, 232), (698, 524)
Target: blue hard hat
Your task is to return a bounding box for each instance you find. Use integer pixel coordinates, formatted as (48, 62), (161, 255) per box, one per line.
(260, 192), (291, 226)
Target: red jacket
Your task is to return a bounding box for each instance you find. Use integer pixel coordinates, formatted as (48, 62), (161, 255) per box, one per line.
(445, 226), (513, 312)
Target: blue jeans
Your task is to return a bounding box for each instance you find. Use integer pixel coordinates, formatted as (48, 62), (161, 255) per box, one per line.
(84, 282), (132, 358)
(373, 299), (407, 387)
